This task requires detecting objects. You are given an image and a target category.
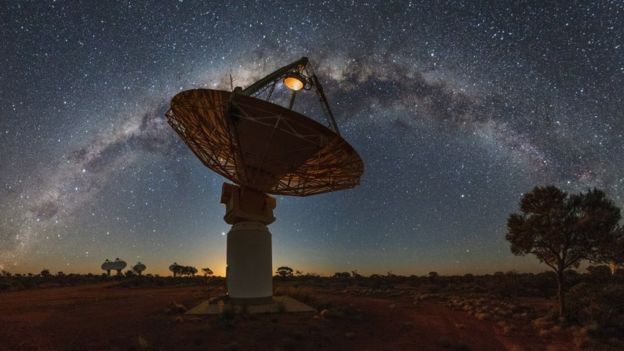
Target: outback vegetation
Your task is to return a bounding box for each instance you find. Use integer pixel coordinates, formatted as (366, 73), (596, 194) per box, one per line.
(1, 185), (622, 350)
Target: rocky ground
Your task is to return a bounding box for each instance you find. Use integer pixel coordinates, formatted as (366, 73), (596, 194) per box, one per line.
(0, 281), (617, 351)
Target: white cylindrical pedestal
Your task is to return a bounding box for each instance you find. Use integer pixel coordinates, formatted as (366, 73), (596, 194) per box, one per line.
(226, 221), (273, 304)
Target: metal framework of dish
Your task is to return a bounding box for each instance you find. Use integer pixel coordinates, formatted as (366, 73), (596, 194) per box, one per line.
(166, 57), (363, 196)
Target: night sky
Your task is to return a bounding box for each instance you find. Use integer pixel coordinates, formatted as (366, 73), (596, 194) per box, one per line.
(1, 1), (623, 276)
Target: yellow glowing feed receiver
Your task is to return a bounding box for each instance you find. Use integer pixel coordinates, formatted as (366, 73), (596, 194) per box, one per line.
(283, 74), (305, 91)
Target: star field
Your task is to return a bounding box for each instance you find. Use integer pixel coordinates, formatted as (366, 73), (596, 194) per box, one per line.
(1, 1), (623, 275)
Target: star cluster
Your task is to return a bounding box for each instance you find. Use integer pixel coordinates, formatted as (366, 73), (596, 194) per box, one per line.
(1, 1), (623, 275)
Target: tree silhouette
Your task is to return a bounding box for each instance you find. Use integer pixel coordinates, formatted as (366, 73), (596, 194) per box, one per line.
(169, 263), (181, 277)
(184, 266), (198, 276)
(40, 269), (50, 278)
(170, 263), (197, 277)
(276, 266), (293, 278)
(506, 186), (620, 318)
(202, 268), (213, 277)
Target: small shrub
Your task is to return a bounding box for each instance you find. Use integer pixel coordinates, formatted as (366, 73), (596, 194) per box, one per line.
(217, 306), (236, 330)
(276, 301), (286, 313)
(436, 337), (471, 351)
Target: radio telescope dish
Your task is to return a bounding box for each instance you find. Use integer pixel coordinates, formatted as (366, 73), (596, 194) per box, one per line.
(133, 262), (146, 275)
(110, 258), (126, 276)
(101, 259), (114, 276)
(167, 90), (363, 196)
(166, 57), (364, 305)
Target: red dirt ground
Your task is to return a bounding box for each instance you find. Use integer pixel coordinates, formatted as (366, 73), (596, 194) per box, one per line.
(0, 282), (572, 351)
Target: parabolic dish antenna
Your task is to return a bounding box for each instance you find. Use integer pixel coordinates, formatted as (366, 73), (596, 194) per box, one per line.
(166, 57), (363, 304)
(167, 89), (363, 196)
(133, 262), (146, 275)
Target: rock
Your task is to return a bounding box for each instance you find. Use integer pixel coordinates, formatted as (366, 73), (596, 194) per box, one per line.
(319, 309), (330, 319)
(538, 328), (550, 338)
(532, 317), (553, 330)
(475, 312), (490, 321)
(168, 301), (187, 314)
(499, 309), (512, 317)
(137, 336), (149, 349)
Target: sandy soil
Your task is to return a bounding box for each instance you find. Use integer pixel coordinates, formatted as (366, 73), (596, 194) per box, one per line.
(0, 282), (572, 351)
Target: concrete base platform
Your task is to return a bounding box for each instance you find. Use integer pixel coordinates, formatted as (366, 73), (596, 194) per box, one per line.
(186, 296), (316, 315)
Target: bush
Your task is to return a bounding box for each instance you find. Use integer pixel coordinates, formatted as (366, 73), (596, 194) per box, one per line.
(567, 282), (594, 324)
(567, 283), (624, 339)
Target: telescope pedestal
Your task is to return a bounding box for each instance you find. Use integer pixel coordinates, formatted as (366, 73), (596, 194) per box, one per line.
(226, 221), (272, 304)
(221, 183), (276, 305)
(184, 182), (315, 314)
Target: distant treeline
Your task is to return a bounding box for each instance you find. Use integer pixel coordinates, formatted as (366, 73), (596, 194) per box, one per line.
(2, 266), (621, 295)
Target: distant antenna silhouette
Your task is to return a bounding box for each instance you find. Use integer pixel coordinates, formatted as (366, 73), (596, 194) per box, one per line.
(132, 262), (146, 276)
(101, 259), (113, 276)
(166, 57), (363, 305)
(111, 258), (126, 276)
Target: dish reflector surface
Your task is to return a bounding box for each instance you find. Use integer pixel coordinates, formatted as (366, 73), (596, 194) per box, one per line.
(166, 89), (363, 196)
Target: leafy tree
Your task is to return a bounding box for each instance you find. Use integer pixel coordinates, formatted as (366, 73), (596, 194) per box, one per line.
(185, 266), (198, 276)
(202, 268), (213, 277)
(169, 263), (182, 277)
(40, 269), (51, 278)
(506, 186), (620, 318)
(171, 265), (197, 277)
(276, 266), (293, 278)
